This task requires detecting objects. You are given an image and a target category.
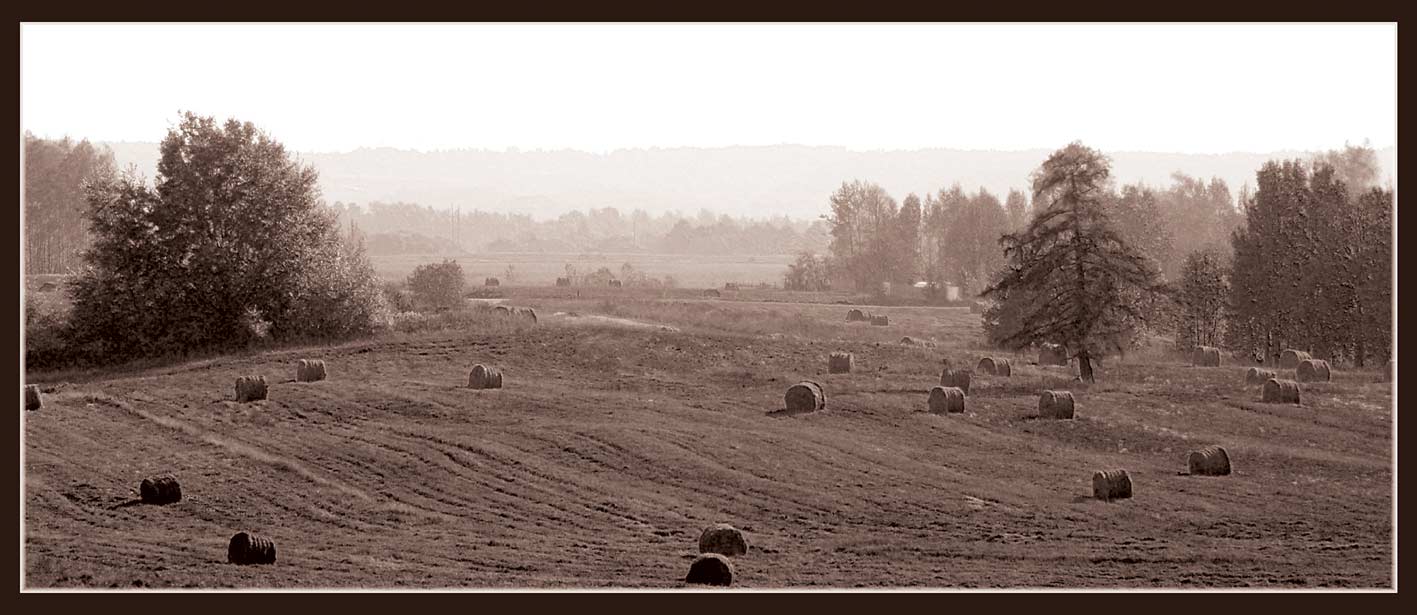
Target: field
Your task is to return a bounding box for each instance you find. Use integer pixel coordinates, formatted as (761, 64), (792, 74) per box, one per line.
(369, 252), (796, 288)
(22, 287), (1394, 589)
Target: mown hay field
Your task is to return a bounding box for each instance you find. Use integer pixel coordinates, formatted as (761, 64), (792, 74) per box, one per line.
(23, 292), (1393, 588)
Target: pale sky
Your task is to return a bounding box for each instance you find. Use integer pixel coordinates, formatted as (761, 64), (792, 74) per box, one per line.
(20, 23), (1397, 155)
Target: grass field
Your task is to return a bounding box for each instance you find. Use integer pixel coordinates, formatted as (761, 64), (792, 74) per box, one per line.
(369, 252), (796, 289)
(22, 289), (1394, 588)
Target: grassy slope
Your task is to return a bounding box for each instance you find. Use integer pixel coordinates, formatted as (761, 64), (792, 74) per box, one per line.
(23, 297), (1393, 588)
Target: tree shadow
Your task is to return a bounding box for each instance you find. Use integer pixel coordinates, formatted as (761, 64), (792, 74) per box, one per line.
(766, 406), (820, 418)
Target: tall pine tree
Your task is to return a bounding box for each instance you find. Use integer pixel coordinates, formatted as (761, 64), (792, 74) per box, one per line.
(982, 142), (1162, 382)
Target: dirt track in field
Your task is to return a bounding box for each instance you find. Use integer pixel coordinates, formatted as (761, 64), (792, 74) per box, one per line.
(23, 302), (1393, 588)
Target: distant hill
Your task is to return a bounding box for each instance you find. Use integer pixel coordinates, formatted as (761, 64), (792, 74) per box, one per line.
(103, 142), (1397, 220)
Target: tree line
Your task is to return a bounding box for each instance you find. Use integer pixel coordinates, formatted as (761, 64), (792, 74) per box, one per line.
(329, 201), (831, 256)
(23, 133), (117, 274)
(1224, 145), (1392, 367)
(818, 141), (1392, 377)
(817, 170), (1239, 297)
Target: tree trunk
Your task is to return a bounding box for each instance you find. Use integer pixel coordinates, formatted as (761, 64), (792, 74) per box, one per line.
(1079, 348), (1095, 383)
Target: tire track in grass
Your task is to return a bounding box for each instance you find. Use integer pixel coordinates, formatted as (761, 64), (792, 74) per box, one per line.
(95, 395), (378, 506)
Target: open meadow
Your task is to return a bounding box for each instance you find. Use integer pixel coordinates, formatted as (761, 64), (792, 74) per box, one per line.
(369, 253), (797, 289)
(21, 285), (1393, 589)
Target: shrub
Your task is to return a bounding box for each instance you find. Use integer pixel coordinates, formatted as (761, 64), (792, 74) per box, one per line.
(407, 259), (465, 311)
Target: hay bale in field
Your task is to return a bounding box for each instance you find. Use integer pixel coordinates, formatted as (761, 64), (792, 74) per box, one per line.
(139, 475), (182, 505)
(939, 368), (972, 394)
(1092, 469), (1132, 501)
(828, 352), (854, 374)
(685, 553), (734, 586)
(846, 308), (866, 322)
(234, 376), (268, 403)
(1296, 359), (1331, 383)
(1261, 378), (1301, 404)
(927, 386), (966, 414)
(976, 357), (1013, 377)
(785, 381), (826, 412)
(485, 277), (500, 287)
(1279, 349), (1312, 369)
(227, 532), (276, 565)
(1245, 367), (1278, 386)
(1038, 390), (1075, 419)
(698, 523), (749, 557)
(295, 359), (327, 382)
(493, 305), (511, 316)
(1192, 346), (1223, 367)
(1187, 445), (1232, 476)
(704, 289), (721, 297)
(468, 364), (504, 389)
(899, 336), (916, 346)
(515, 307), (538, 324)
(1039, 343), (1069, 366)
(24, 384), (42, 411)
(870, 315), (890, 326)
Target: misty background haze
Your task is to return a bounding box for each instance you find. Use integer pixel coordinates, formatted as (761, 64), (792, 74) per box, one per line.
(98, 141), (1396, 221)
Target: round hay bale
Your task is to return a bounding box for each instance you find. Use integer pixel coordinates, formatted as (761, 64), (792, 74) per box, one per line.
(1279, 349), (1312, 369)
(704, 289), (721, 297)
(899, 336), (916, 345)
(927, 386), (966, 414)
(235, 376), (268, 403)
(1192, 346), (1223, 367)
(515, 307), (538, 324)
(1261, 378), (1301, 404)
(698, 523), (749, 556)
(468, 364), (504, 389)
(977, 357), (997, 375)
(995, 358), (1012, 377)
(785, 381), (826, 412)
(1245, 367), (1278, 386)
(227, 532), (277, 565)
(139, 475), (182, 505)
(1038, 390), (1075, 419)
(1296, 359), (1331, 383)
(24, 384), (42, 411)
(493, 305), (511, 316)
(685, 553), (734, 586)
(1187, 445), (1232, 476)
(870, 315), (890, 326)
(846, 308), (865, 322)
(485, 277), (500, 287)
(296, 359), (327, 383)
(939, 368), (972, 395)
(1092, 469), (1132, 501)
(827, 352), (854, 374)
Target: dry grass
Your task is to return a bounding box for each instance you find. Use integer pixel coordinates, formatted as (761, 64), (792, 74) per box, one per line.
(22, 288), (1393, 589)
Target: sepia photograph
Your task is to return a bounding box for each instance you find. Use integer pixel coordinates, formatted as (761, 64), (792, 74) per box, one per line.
(18, 22), (1397, 591)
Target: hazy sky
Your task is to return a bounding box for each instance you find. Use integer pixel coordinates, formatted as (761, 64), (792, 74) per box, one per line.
(21, 23), (1397, 154)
